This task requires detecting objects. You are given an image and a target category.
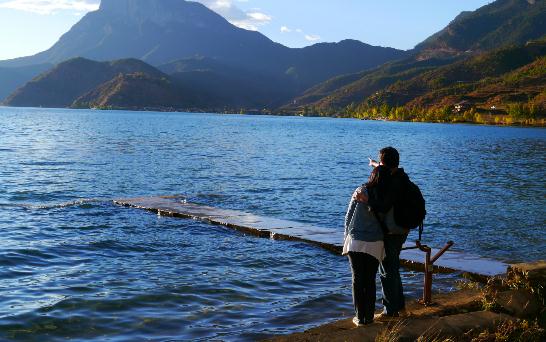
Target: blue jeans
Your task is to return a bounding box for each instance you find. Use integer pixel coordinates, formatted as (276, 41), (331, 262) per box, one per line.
(380, 234), (407, 315)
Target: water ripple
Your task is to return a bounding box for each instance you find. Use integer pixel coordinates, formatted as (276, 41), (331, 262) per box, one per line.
(0, 108), (544, 340)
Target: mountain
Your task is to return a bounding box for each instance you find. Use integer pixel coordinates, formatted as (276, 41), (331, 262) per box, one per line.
(3, 57), (291, 111)
(169, 71), (293, 109)
(3, 58), (165, 108)
(297, 40), (546, 118)
(0, 0), (406, 102)
(158, 56), (298, 107)
(415, 0), (546, 58)
(280, 40), (406, 89)
(285, 0), (546, 114)
(0, 64), (52, 101)
(0, 0), (286, 71)
(371, 40), (546, 110)
(283, 57), (457, 112)
(72, 72), (194, 110)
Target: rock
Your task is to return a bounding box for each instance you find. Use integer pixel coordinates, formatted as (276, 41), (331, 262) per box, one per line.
(266, 311), (516, 342)
(507, 260), (546, 287)
(409, 311), (515, 339)
(496, 289), (541, 318)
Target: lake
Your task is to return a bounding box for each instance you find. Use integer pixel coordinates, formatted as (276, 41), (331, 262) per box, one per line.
(0, 107), (544, 341)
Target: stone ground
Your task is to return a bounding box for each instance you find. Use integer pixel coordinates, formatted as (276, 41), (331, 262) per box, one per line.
(265, 289), (517, 341)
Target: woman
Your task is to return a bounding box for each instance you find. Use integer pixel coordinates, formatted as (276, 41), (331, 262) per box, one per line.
(343, 166), (388, 326)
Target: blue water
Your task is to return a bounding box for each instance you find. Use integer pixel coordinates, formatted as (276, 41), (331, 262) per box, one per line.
(0, 107), (544, 341)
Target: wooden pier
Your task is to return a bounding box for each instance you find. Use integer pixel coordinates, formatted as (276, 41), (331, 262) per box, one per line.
(114, 196), (508, 278)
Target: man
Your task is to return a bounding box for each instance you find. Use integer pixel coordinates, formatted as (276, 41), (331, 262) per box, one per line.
(354, 147), (409, 318)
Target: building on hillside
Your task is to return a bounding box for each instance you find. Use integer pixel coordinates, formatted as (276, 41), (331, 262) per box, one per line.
(453, 100), (472, 113)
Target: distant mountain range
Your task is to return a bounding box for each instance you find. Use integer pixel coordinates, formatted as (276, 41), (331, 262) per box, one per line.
(283, 0), (546, 116)
(0, 0), (406, 107)
(4, 57), (292, 111)
(1, 0), (545, 117)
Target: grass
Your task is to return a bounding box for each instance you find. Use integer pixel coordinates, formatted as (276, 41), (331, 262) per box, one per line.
(454, 280), (482, 291)
(375, 320), (406, 342)
(470, 319), (544, 342)
(373, 275), (545, 341)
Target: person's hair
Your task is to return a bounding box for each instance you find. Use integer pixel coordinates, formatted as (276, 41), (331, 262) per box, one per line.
(379, 146), (399, 168)
(365, 166), (389, 190)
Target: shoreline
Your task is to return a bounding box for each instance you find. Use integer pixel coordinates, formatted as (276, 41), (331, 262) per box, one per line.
(2, 105), (545, 128)
(265, 261), (546, 341)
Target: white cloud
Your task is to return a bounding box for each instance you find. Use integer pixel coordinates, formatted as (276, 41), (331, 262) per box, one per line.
(247, 11), (271, 22)
(0, 0), (271, 32)
(0, 0), (98, 15)
(280, 25), (321, 44)
(305, 34), (321, 42)
(196, 0), (271, 31)
(280, 26), (291, 33)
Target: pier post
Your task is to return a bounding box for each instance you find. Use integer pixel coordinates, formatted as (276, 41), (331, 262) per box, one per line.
(417, 240), (454, 306)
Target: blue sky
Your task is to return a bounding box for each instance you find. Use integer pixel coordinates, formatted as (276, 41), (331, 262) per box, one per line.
(0, 0), (493, 61)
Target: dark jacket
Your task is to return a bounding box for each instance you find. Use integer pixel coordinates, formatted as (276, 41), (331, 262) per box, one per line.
(368, 167), (410, 234)
(367, 167), (408, 214)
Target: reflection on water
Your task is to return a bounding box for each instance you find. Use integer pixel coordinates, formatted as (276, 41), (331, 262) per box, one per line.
(0, 108), (544, 340)
(0, 203), (455, 341)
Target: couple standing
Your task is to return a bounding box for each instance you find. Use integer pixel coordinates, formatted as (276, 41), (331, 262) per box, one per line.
(343, 146), (409, 326)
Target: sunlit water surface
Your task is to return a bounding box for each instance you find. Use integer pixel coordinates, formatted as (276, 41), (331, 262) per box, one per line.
(0, 108), (544, 341)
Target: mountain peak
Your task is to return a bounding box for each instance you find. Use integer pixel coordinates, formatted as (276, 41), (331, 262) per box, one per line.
(98, 0), (216, 27)
(100, 0), (189, 13)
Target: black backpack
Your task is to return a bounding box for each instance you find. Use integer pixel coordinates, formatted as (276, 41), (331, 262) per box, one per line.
(393, 177), (426, 230)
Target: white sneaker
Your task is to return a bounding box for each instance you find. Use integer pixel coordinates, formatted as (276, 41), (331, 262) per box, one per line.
(352, 316), (365, 327)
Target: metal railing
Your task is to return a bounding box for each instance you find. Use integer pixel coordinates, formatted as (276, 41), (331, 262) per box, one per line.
(402, 223), (454, 306)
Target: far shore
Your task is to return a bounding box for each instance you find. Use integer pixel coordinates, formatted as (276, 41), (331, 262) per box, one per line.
(2, 105), (545, 128)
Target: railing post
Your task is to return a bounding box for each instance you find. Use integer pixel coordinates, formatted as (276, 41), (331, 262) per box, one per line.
(416, 240), (454, 306)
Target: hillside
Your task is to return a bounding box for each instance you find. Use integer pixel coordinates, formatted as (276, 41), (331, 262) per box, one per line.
(72, 73), (193, 110)
(156, 57), (292, 107)
(415, 0), (546, 58)
(407, 56), (546, 111)
(286, 0), (546, 114)
(2, 56), (297, 111)
(3, 58), (165, 108)
(365, 41), (546, 109)
(283, 57), (458, 112)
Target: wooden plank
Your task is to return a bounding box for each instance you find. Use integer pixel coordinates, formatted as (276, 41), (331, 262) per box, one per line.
(113, 196), (508, 277)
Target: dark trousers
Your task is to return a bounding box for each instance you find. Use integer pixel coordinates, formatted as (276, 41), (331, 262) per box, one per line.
(380, 234), (407, 315)
(348, 252), (379, 323)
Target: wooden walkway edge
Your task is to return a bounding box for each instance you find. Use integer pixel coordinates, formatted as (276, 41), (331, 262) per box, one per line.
(113, 196), (508, 278)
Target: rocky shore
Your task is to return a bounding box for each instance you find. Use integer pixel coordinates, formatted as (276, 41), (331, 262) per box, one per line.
(265, 261), (546, 341)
